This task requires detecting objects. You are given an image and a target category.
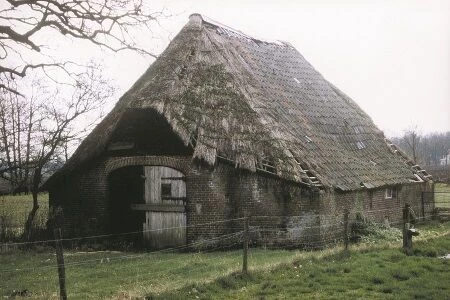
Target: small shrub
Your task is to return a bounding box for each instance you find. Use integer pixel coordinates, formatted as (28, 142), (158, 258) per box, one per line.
(217, 276), (237, 289)
(392, 271), (410, 281)
(413, 248), (438, 257)
(261, 281), (271, 290)
(372, 277), (384, 284)
(388, 253), (405, 262)
(351, 213), (402, 243)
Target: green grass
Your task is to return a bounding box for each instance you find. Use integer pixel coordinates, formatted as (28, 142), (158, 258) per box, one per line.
(0, 193), (48, 240)
(0, 190), (449, 299)
(0, 247), (304, 299)
(153, 222), (450, 300)
(0, 222), (449, 299)
(435, 183), (450, 208)
(0, 193), (49, 226)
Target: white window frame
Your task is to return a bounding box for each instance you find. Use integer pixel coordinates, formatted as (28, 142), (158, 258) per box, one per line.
(385, 188), (393, 199)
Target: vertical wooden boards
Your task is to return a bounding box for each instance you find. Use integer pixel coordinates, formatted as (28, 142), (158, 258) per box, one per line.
(143, 166), (186, 248)
(144, 211), (186, 248)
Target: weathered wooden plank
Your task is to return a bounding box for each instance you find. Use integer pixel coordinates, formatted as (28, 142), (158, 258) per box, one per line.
(145, 211), (186, 248)
(131, 203), (185, 212)
(142, 165), (187, 248)
(160, 176), (186, 181)
(161, 196), (187, 201)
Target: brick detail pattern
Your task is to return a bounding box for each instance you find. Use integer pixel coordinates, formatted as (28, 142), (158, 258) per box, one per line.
(105, 156), (190, 174)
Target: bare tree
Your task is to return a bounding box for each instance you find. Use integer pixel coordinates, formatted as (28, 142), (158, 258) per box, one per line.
(0, 67), (113, 240)
(402, 126), (421, 164)
(1, 0), (162, 95)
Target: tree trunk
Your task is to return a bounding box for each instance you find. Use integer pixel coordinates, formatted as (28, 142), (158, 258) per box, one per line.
(23, 192), (39, 242)
(22, 167), (42, 241)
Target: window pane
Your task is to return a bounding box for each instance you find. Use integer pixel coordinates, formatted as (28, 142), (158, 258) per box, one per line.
(161, 183), (172, 197)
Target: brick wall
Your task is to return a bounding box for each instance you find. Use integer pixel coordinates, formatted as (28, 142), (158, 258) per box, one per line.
(48, 158), (109, 237)
(49, 154), (320, 247)
(184, 163), (320, 248)
(49, 153), (434, 248)
(318, 181), (434, 244)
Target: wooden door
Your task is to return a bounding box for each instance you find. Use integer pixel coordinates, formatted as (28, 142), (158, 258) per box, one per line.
(142, 166), (186, 248)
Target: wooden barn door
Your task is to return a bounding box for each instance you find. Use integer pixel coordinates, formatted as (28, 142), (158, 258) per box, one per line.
(142, 166), (186, 248)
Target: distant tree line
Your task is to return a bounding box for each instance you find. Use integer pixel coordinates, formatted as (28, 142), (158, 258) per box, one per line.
(391, 129), (450, 166)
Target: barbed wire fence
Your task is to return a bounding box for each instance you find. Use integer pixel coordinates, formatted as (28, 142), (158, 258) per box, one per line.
(0, 191), (449, 298)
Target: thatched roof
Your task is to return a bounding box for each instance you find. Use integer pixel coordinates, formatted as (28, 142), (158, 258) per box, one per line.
(46, 14), (431, 191)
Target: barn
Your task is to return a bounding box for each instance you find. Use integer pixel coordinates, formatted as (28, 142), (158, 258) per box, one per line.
(44, 14), (434, 249)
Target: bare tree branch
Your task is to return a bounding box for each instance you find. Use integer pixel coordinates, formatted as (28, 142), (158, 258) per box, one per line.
(1, 0), (163, 94)
(0, 67), (113, 240)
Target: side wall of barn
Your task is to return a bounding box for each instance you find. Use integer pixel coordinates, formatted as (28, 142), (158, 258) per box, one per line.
(49, 154), (433, 248)
(49, 155), (321, 247)
(185, 162), (321, 248)
(318, 181), (434, 244)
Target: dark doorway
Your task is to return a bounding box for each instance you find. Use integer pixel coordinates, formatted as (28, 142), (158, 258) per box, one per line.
(108, 166), (145, 246)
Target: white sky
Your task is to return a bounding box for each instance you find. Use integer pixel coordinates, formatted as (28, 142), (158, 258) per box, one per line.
(71, 0), (450, 137)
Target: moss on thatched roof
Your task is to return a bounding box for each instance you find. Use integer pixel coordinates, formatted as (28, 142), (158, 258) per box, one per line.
(47, 14), (431, 191)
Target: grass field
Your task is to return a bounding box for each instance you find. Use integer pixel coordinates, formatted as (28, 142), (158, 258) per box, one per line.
(0, 193), (48, 240)
(0, 193), (49, 226)
(0, 246), (306, 299)
(154, 229), (450, 300)
(0, 187), (449, 299)
(435, 183), (450, 208)
(0, 221), (448, 299)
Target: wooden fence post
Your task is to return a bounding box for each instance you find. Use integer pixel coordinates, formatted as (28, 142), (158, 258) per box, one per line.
(344, 210), (349, 251)
(402, 204), (412, 255)
(421, 192), (425, 221)
(402, 204), (407, 250)
(242, 215), (249, 275)
(54, 228), (67, 300)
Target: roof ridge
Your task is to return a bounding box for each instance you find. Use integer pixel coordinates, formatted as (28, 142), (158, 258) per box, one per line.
(200, 14), (253, 40)
(191, 13), (291, 48)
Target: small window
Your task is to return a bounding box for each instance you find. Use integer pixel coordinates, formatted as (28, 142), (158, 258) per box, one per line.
(385, 188), (393, 199)
(368, 190), (374, 209)
(385, 187), (397, 199)
(161, 183), (172, 198)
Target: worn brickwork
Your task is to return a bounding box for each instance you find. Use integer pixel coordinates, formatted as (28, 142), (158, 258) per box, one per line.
(49, 152), (434, 248)
(50, 154), (322, 247)
(49, 158), (109, 237)
(318, 181), (434, 244)
(184, 163), (320, 248)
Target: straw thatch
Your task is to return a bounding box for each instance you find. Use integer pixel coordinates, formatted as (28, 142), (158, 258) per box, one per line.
(47, 14), (431, 191)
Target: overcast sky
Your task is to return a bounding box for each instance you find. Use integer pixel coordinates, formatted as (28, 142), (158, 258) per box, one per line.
(81, 0), (449, 137)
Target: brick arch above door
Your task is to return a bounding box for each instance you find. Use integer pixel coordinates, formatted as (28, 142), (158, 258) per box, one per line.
(105, 156), (191, 175)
